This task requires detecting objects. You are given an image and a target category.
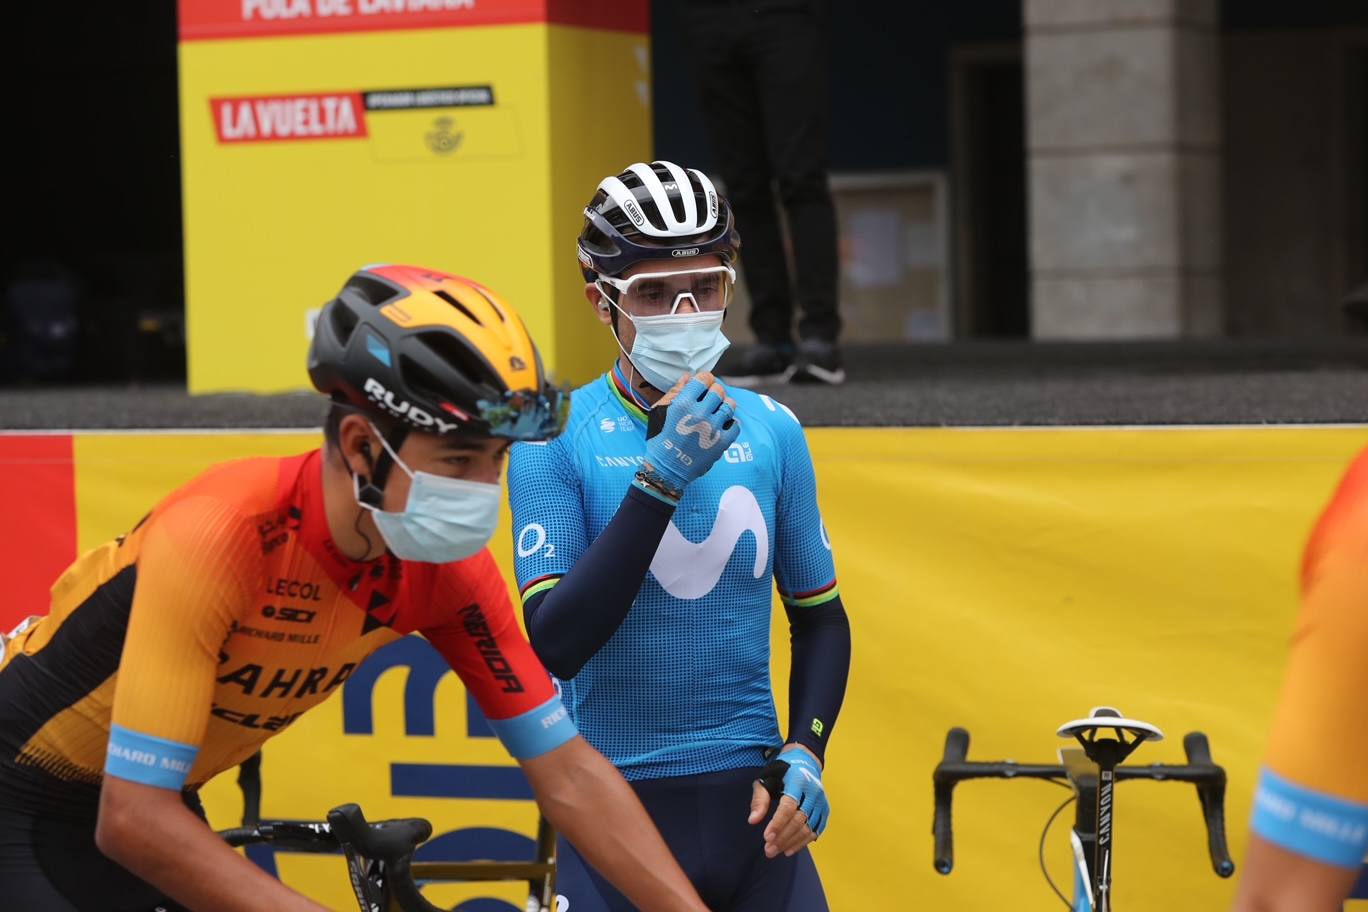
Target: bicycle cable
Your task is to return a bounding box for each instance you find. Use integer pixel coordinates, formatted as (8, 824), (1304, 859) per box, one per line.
(1039, 791), (1077, 910)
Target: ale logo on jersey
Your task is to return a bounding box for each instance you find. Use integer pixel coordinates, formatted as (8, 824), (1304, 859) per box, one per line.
(211, 84), (494, 144)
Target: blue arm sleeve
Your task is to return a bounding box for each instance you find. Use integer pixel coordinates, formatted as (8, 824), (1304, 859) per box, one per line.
(785, 596), (851, 761)
(522, 485), (675, 680)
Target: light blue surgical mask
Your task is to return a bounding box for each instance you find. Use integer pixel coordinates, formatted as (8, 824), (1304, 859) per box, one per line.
(611, 299), (730, 393)
(355, 429), (501, 563)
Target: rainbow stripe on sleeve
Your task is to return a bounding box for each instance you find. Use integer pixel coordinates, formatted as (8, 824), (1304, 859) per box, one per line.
(519, 574), (562, 605)
(779, 580), (840, 609)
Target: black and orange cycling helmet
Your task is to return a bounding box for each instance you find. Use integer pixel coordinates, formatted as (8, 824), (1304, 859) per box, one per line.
(308, 264), (567, 442)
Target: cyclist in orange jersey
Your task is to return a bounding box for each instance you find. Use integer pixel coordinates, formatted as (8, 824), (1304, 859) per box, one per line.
(1234, 447), (1368, 910)
(0, 265), (710, 912)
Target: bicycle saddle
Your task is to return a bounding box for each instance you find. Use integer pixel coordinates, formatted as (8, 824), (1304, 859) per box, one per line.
(1057, 706), (1164, 743)
(327, 803), (433, 861)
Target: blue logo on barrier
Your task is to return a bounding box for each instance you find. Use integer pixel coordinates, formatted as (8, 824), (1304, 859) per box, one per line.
(247, 637), (539, 911)
(342, 635), (494, 739)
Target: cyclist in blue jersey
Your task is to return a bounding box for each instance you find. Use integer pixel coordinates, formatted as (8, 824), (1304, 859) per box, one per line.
(508, 161), (852, 911)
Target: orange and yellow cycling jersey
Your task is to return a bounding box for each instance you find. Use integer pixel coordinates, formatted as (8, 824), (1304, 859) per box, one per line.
(0, 450), (573, 818)
(1252, 446), (1368, 867)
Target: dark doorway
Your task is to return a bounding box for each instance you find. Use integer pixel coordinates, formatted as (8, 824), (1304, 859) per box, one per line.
(2, 6), (184, 385)
(950, 47), (1028, 338)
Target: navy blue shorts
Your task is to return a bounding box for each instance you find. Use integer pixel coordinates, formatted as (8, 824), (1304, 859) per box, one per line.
(555, 766), (828, 911)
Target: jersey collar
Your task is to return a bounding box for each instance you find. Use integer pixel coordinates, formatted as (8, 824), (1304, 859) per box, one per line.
(606, 362), (650, 426)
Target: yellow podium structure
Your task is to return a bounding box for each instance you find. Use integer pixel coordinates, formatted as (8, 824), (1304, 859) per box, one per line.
(178, 1), (649, 393)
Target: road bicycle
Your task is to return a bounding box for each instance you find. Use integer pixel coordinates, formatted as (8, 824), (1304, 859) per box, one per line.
(932, 706), (1234, 911)
(220, 754), (557, 912)
(220, 803), (557, 912)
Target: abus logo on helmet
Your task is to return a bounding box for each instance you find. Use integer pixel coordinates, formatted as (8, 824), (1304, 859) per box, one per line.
(363, 378), (460, 435)
(707, 189), (718, 218)
(670, 247), (700, 258)
(622, 199), (646, 227)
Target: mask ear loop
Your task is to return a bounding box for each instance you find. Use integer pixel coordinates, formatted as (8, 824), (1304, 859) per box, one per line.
(597, 279), (657, 401)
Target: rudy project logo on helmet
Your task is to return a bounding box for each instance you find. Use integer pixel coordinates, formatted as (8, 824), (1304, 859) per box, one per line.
(670, 247), (701, 258)
(622, 199), (646, 227)
(363, 378), (462, 434)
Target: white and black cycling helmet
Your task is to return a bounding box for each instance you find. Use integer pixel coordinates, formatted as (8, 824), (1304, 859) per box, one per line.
(577, 160), (741, 281)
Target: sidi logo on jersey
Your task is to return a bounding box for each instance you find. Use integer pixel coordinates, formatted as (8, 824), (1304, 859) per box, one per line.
(649, 485), (768, 599)
(363, 378), (461, 434)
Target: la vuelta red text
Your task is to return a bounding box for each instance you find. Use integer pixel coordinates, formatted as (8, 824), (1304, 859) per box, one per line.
(210, 93), (367, 143)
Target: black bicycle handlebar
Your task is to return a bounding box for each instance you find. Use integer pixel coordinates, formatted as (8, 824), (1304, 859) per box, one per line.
(220, 805), (445, 912)
(932, 727), (969, 874)
(931, 726), (1235, 879)
(1183, 732), (1236, 877)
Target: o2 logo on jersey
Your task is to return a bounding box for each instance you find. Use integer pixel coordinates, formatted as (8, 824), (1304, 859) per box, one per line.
(516, 523), (556, 560)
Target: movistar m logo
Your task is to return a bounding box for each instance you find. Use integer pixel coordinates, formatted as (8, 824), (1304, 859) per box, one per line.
(675, 415), (724, 450)
(649, 485), (767, 599)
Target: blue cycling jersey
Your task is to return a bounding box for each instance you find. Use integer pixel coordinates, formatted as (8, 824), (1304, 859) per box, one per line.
(508, 366), (839, 780)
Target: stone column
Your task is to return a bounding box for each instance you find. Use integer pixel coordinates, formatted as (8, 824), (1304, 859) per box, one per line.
(1025, 0), (1222, 338)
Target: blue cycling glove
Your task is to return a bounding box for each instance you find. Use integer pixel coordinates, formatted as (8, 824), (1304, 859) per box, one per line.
(760, 747), (830, 837)
(634, 375), (740, 503)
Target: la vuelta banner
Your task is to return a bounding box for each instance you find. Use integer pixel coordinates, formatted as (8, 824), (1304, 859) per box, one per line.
(178, 0), (648, 395)
(179, 0), (649, 40)
(5, 426), (1368, 908)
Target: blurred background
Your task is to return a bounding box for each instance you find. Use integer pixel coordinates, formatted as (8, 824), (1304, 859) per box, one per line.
(2, 0), (1363, 388)
(4, 4), (1368, 909)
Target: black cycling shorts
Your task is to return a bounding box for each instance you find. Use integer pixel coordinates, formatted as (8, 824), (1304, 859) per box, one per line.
(0, 806), (192, 912)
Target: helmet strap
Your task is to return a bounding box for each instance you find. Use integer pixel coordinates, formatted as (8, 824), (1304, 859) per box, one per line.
(369, 423), (410, 494)
(351, 421), (410, 507)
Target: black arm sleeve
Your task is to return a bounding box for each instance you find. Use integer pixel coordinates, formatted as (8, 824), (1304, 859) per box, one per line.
(522, 484), (675, 680)
(785, 595), (852, 762)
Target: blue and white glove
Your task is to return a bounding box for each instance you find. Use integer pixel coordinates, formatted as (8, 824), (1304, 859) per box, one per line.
(760, 747), (830, 837)
(634, 375), (740, 503)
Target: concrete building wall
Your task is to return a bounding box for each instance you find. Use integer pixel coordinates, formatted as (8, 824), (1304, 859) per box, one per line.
(1024, 0), (1224, 338)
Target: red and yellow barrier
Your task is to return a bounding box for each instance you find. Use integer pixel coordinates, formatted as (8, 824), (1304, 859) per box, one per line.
(3, 426), (1365, 908)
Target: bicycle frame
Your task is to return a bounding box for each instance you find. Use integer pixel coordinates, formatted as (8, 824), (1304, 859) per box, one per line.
(225, 754), (557, 911)
(219, 804), (557, 912)
(932, 724), (1234, 910)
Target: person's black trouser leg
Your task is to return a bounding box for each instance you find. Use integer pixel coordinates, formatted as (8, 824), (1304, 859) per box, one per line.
(683, 6), (794, 348)
(750, 5), (840, 344)
(683, 3), (841, 346)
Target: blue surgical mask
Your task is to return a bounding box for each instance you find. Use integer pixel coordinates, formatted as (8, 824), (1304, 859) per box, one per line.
(613, 303), (730, 393)
(355, 430), (502, 563)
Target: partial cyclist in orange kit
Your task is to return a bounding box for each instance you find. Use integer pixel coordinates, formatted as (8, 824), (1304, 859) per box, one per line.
(0, 265), (710, 912)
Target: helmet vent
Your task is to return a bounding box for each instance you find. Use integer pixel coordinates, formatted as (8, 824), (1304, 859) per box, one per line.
(467, 284), (507, 322)
(330, 301), (360, 344)
(348, 273), (402, 308)
(433, 289), (482, 326)
(414, 330), (500, 388)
